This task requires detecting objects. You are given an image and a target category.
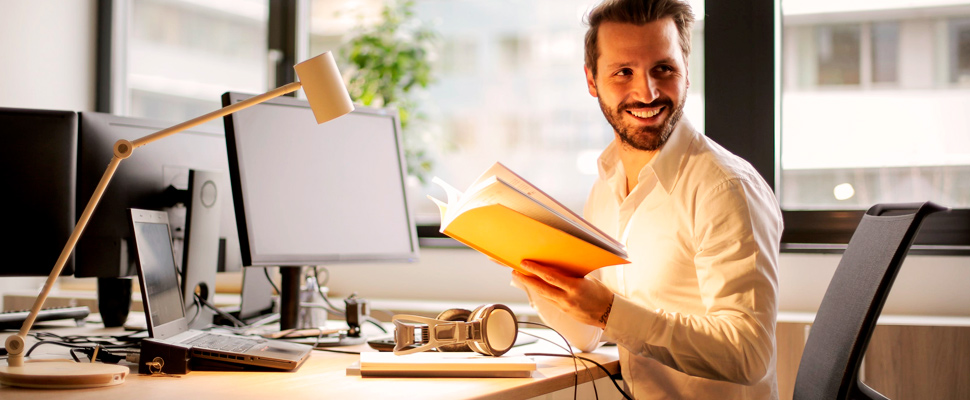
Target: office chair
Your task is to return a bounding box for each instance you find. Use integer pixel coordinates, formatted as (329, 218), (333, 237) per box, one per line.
(792, 201), (947, 400)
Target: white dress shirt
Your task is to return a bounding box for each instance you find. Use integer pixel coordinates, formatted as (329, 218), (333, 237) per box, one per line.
(527, 118), (783, 399)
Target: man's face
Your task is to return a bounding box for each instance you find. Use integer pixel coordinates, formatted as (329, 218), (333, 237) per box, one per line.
(586, 18), (689, 152)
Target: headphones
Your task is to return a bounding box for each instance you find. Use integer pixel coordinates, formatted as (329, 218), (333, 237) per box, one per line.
(392, 304), (518, 356)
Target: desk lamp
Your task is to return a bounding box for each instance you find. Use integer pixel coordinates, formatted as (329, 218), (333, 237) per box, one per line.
(0, 52), (354, 389)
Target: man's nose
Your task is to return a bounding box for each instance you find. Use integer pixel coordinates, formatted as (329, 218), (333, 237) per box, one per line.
(632, 74), (660, 104)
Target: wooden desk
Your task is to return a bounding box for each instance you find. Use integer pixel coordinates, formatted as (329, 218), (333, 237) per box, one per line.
(1, 323), (620, 399)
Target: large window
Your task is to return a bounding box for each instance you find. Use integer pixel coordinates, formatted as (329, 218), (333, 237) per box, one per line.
(308, 0), (705, 223)
(98, 0), (970, 252)
(101, 0), (269, 126)
(781, 1), (970, 213)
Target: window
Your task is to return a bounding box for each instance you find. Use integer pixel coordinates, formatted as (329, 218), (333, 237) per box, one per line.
(951, 18), (970, 84)
(308, 0), (706, 223)
(871, 21), (899, 84)
(97, 0), (970, 253)
(781, 2), (970, 212)
(816, 24), (861, 86)
(101, 0), (269, 126)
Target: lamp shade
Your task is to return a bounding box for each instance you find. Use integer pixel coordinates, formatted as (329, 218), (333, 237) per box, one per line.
(294, 52), (355, 124)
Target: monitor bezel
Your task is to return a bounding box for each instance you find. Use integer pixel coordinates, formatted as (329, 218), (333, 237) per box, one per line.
(75, 111), (245, 278)
(0, 107), (78, 277)
(222, 92), (420, 267)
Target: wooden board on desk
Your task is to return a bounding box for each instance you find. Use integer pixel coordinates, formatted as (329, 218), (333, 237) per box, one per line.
(356, 352), (536, 378)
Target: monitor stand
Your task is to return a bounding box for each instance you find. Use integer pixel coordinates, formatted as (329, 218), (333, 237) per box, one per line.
(279, 266), (302, 330)
(278, 266), (367, 346)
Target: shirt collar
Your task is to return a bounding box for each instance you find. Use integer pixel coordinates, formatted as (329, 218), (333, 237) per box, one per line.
(597, 118), (698, 195)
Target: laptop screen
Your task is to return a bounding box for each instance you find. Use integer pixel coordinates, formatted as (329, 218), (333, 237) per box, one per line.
(130, 211), (186, 331)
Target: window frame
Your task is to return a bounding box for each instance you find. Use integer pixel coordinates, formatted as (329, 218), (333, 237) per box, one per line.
(97, 0), (970, 255)
(706, 0), (970, 255)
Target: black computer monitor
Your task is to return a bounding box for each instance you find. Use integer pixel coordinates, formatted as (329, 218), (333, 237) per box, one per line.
(222, 92), (419, 331)
(75, 111), (245, 279)
(0, 107), (78, 277)
(75, 111), (245, 326)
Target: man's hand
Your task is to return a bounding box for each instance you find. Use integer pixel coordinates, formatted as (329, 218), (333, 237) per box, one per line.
(512, 260), (615, 329)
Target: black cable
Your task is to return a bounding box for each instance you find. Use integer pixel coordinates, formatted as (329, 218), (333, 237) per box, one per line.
(312, 267), (345, 314)
(195, 292), (246, 328)
(186, 294), (203, 327)
(527, 353), (632, 400)
(517, 330), (599, 400)
(519, 321), (581, 400)
(364, 317), (388, 333)
(264, 266), (281, 295)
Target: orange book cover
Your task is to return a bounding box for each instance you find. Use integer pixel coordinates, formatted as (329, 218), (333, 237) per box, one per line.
(429, 162), (629, 277)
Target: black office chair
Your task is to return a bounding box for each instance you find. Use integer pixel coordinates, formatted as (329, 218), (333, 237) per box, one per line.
(792, 201), (947, 400)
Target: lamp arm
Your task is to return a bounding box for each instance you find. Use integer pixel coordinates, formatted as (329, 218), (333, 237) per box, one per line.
(132, 81), (302, 148)
(4, 81), (303, 367)
(5, 155), (123, 367)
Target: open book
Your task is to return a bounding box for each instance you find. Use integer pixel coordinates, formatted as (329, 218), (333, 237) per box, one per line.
(429, 162), (629, 277)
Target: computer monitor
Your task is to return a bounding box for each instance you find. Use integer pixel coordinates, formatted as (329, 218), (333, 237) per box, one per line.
(222, 92), (419, 331)
(75, 111), (245, 324)
(75, 111), (244, 278)
(0, 107), (77, 277)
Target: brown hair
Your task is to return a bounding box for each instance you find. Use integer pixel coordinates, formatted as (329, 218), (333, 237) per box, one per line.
(584, 0), (695, 77)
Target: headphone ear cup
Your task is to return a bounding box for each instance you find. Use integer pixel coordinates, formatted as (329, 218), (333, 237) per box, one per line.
(434, 308), (473, 352)
(467, 304), (518, 356)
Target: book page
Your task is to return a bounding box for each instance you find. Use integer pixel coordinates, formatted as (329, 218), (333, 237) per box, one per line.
(455, 177), (626, 257)
(477, 162), (624, 250)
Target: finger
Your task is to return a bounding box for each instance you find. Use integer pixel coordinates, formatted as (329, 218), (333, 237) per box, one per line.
(512, 270), (563, 300)
(519, 260), (562, 284)
(520, 260), (581, 292)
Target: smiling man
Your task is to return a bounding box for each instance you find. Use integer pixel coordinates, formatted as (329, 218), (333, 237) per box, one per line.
(511, 0), (784, 399)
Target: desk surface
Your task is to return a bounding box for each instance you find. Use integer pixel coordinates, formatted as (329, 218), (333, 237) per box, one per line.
(1, 323), (619, 400)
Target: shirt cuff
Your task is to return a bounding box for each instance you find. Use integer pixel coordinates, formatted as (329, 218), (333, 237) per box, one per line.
(602, 293), (658, 346)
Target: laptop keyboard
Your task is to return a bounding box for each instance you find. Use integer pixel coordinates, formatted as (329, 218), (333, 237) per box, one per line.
(184, 333), (266, 353)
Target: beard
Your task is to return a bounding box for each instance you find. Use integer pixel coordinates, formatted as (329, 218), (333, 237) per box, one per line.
(598, 94), (686, 152)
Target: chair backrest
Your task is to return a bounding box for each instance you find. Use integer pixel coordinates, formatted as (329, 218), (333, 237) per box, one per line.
(792, 201), (947, 400)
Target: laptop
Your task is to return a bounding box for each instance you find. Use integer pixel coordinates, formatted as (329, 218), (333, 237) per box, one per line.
(128, 208), (311, 371)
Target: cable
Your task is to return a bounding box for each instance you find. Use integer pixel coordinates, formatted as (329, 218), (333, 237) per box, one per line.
(195, 292), (246, 328)
(264, 266), (281, 295)
(186, 294), (203, 327)
(315, 265), (331, 287)
(519, 321), (581, 400)
(518, 321), (632, 400)
(364, 316), (388, 333)
(517, 330), (598, 400)
(527, 353), (632, 400)
(312, 267), (345, 314)
(518, 322), (630, 400)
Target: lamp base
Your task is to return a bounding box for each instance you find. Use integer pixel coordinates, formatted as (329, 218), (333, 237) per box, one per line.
(0, 361), (128, 389)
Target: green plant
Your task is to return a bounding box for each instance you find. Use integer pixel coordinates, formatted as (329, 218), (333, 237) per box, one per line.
(339, 0), (437, 183)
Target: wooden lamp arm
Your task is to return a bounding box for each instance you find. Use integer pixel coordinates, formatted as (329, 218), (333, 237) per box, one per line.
(3, 81), (303, 367)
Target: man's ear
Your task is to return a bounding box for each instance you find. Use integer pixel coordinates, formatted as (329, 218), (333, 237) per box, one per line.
(585, 65), (598, 97)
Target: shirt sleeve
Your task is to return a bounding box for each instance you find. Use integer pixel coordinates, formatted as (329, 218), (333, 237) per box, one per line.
(602, 176), (782, 385)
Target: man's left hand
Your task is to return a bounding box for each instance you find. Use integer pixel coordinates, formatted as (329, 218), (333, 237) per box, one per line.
(512, 260), (615, 329)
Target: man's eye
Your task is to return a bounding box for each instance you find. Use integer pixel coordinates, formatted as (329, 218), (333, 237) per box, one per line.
(614, 68), (632, 76)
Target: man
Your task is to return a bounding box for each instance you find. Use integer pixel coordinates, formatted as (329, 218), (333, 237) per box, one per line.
(511, 0), (783, 398)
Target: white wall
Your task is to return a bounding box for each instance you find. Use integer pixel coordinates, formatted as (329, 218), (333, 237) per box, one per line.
(0, 0), (97, 303)
(324, 249), (970, 317)
(1, 1), (967, 318)
(0, 0), (97, 111)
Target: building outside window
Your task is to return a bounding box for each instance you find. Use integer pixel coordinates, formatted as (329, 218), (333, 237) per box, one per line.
(114, 0), (269, 127)
(781, 0), (970, 211)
